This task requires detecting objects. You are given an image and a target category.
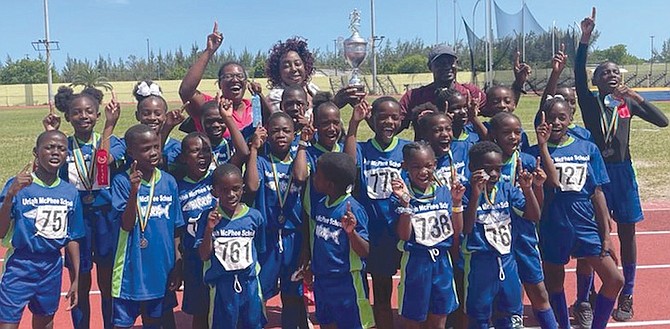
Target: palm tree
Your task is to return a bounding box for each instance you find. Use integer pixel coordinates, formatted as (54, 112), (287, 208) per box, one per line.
(69, 66), (113, 91)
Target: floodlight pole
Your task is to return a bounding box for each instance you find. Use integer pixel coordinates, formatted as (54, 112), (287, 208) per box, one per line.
(436, 0), (439, 44)
(43, 0), (53, 106)
(521, 0), (525, 61)
(370, 0), (378, 94)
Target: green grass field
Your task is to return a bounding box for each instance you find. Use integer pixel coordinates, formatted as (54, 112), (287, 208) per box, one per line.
(1, 96), (668, 201)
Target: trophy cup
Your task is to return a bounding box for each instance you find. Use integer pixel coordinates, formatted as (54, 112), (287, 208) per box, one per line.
(343, 9), (368, 88)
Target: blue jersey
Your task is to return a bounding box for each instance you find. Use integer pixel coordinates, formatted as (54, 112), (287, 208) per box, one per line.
(110, 169), (185, 300)
(568, 124), (594, 142)
(211, 138), (233, 170)
(528, 136), (609, 198)
(392, 185), (455, 252)
(434, 142), (470, 187)
(195, 205), (265, 283)
(59, 134), (125, 207)
(263, 134), (301, 158)
(309, 194), (369, 276)
(355, 137), (410, 240)
(500, 152), (536, 186)
(452, 123), (481, 149)
(119, 136), (181, 170)
(178, 172), (216, 250)
(462, 181), (526, 255)
(483, 121), (530, 153)
(304, 142), (343, 215)
(0, 175), (85, 254)
(254, 154), (303, 231)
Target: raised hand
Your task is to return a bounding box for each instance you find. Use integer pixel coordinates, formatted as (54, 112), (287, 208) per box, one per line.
(206, 21), (224, 53)
(552, 43), (567, 73)
(536, 111), (551, 145)
(249, 126), (267, 150)
(518, 164), (534, 189)
(207, 208), (222, 231)
(300, 124), (315, 142)
(613, 84), (643, 103)
(581, 7), (596, 37)
(450, 168), (466, 201)
(470, 169), (489, 195)
(247, 81), (262, 95)
(513, 51), (532, 84)
(351, 99), (371, 123)
(217, 91), (234, 118)
(104, 90), (121, 126)
(8, 162), (34, 197)
(390, 178), (409, 203)
(334, 86), (366, 108)
(532, 156), (547, 187)
(466, 89), (481, 118)
(340, 201), (357, 234)
(129, 161), (143, 191)
(165, 101), (189, 128)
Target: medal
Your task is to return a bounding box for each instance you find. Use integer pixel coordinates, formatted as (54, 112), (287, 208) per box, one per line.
(271, 155), (294, 226)
(136, 169), (157, 250)
(139, 235), (149, 249)
(72, 133), (100, 196)
(82, 193), (95, 205)
(602, 148), (615, 158)
(483, 184), (498, 206)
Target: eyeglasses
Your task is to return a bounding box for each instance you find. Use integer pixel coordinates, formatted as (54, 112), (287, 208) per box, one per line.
(220, 73), (246, 81)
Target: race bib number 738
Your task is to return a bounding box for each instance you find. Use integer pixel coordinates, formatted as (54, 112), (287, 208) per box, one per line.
(35, 205), (69, 239)
(411, 210), (453, 247)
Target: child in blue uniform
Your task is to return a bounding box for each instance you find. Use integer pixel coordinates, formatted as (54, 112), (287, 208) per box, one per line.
(345, 96), (411, 329)
(462, 141), (540, 329)
(110, 125), (184, 328)
(576, 9), (668, 320)
(49, 86), (124, 329)
(489, 112), (557, 329)
(535, 46), (595, 327)
(198, 96), (250, 170)
(246, 111), (308, 328)
(390, 142), (464, 329)
(176, 132), (216, 329)
(309, 152), (375, 329)
(436, 89), (482, 149)
(529, 97), (624, 329)
(0, 131), (85, 328)
(196, 164), (266, 329)
(416, 112), (469, 186)
(479, 86), (531, 152)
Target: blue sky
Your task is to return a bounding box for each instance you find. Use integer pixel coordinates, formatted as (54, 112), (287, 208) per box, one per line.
(1, 0), (668, 69)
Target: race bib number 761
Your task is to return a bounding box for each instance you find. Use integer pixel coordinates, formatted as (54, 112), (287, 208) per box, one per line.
(214, 236), (253, 271)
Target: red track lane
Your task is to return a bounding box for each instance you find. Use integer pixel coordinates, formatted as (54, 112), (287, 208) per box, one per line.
(2, 203), (669, 328)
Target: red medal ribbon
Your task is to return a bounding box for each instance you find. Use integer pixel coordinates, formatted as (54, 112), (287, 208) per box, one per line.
(96, 149), (109, 186)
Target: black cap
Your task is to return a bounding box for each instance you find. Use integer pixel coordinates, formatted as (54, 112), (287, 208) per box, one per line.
(427, 44), (457, 66)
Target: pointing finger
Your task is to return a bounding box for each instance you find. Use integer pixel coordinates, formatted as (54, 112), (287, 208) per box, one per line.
(346, 201), (351, 213)
(514, 51), (520, 67)
(19, 161), (32, 175)
(131, 160), (137, 173)
(213, 21), (219, 33)
(541, 111), (546, 124)
(591, 7), (596, 20)
(559, 43), (565, 54)
(179, 101), (190, 114)
(536, 156), (541, 170)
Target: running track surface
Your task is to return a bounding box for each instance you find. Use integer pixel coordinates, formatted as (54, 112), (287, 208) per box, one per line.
(3, 202), (670, 328)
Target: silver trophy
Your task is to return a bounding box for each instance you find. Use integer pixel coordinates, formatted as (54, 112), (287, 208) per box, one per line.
(343, 9), (368, 87)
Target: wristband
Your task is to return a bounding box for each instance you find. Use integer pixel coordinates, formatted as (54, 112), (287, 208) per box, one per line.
(395, 206), (414, 216)
(298, 140), (310, 148)
(452, 205), (464, 213)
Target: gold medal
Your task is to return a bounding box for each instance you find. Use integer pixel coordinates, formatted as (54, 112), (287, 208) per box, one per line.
(136, 169), (157, 250)
(82, 193), (95, 205)
(139, 235), (149, 249)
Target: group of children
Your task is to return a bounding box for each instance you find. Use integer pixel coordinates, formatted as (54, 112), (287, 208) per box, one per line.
(0, 7), (668, 329)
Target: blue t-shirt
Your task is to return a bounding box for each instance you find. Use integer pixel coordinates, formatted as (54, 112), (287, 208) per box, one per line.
(254, 154), (303, 231)
(568, 124), (594, 142)
(195, 205), (265, 283)
(0, 175), (85, 255)
(452, 123), (481, 149)
(310, 194), (369, 276)
(355, 137), (410, 241)
(434, 142), (470, 187)
(210, 138), (233, 170)
(528, 137), (609, 198)
(178, 172), (216, 250)
(303, 142), (343, 215)
(483, 121), (530, 153)
(462, 181), (526, 255)
(119, 136), (182, 171)
(110, 169), (185, 300)
(59, 134), (125, 207)
(500, 152), (537, 247)
(392, 185), (455, 252)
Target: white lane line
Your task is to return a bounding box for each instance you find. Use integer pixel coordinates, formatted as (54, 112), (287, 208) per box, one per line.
(610, 230), (670, 235)
(525, 320), (670, 328)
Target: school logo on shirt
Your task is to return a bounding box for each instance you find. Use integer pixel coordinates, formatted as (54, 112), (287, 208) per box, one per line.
(314, 215), (342, 245)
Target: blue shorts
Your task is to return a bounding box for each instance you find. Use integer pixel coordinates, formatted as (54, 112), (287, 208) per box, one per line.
(208, 274), (265, 329)
(398, 249), (459, 322)
(366, 228), (401, 276)
(258, 229), (303, 300)
(182, 249), (208, 315)
(512, 215), (543, 285)
(314, 271), (374, 328)
(463, 252), (522, 322)
(539, 197), (602, 265)
(112, 297), (163, 327)
(66, 205), (117, 272)
(603, 161), (643, 224)
(0, 252), (63, 323)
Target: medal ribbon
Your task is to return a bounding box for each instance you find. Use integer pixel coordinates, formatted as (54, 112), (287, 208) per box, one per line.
(408, 182), (437, 203)
(597, 96), (619, 147)
(313, 142), (341, 154)
(433, 149), (456, 187)
(270, 154), (294, 218)
(483, 184), (498, 206)
(72, 133), (100, 191)
(509, 151), (519, 187)
(136, 168), (157, 236)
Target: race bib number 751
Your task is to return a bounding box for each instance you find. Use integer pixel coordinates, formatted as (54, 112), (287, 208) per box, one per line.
(214, 237), (253, 271)
(35, 205), (69, 239)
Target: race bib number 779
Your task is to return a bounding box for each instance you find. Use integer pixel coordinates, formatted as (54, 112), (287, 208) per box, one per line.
(365, 167), (400, 199)
(35, 205), (69, 239)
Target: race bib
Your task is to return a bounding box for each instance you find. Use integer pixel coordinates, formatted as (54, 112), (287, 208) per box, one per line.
(186, 215), (201, 238)
(555, 163), (587, 192)
(365, 167), (400, 199)
(484, 218), (512, 254)
(411, 210), (453, 247)
(35, 205), (69, 239)
(213, 236), (253, 271)
(434, 167), (452, 188)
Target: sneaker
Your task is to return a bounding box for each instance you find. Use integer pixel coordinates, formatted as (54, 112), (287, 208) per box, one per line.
(612, 294), (634, 321)
(511, 314), (525, 329)
(571, 301), (594, 329)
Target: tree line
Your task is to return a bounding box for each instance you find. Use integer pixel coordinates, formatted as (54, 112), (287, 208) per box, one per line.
(1, 29), (668, 86)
